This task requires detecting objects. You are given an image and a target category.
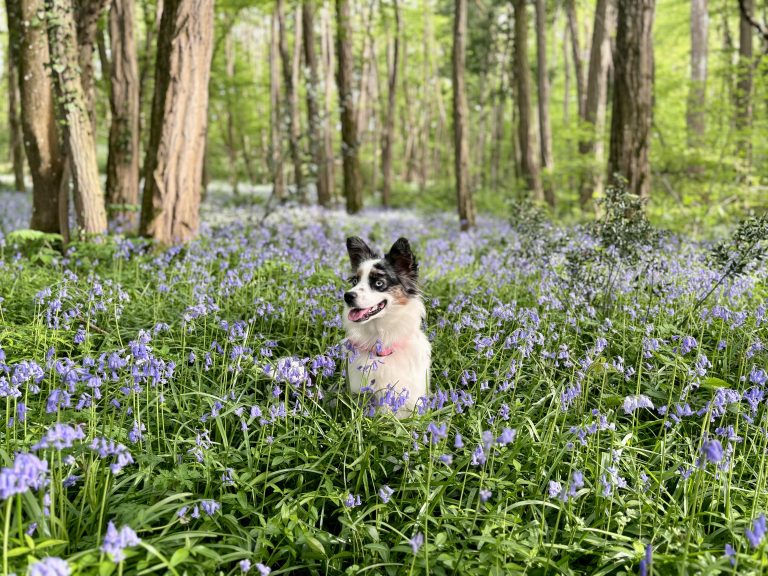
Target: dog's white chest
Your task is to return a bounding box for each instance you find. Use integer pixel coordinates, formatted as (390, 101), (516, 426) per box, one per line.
(346, 332), (431, 415)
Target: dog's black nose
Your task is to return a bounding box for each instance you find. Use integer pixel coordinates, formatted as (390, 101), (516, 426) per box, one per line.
(344, 292), (356, 305)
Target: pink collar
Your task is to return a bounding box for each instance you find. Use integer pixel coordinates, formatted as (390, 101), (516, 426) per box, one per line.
(349, 339), (398, 357)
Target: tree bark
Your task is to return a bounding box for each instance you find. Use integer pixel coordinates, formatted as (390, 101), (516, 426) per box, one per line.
(302, 0), (331, 206)
(735, 0), (752, 165)
(321, 1), (336, 201)
(8, 0), (64, 232)
(225, 33), (239, 195)
(381, 0), (400, 207)
(6, 25), (25, 192)
(686, 0), (707, 158)
(607, 0), (655, 199)
(565, 0), (586, 117)
(334, 0), (362, 213)
(277, 0), (305, 200)
(453, 0), (476, 230)
(140, 0), (214, 244)
(578, 0), (613, 206)
(535, 0), (555, 207)
(106, 0), (140, 230)
(513, 0), (543, 200)
(74, 0), (110, 117)
(270, 8), (286, 201)
(46, 0), (107, 235)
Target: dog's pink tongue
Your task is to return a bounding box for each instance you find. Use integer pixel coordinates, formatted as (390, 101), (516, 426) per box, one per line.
(348, 307), (371, 322)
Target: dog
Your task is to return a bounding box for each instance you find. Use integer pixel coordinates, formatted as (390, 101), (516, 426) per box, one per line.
(342, 236), (431, 417)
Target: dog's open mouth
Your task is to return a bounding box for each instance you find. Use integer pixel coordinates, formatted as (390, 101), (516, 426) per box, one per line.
(348, 300), (387, 322)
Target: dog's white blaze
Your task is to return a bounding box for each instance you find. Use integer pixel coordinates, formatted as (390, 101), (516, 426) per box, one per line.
(348, 260), (385, 311)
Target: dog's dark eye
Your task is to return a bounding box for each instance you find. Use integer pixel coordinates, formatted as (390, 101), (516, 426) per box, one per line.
(374, 279), (384, 289)
(348, 276), (358, 286)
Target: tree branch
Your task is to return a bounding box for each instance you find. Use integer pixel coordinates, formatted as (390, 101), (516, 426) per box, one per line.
(738, 0), (768, 43)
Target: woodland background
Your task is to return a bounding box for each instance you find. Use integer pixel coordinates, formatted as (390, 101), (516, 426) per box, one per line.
(0, 0), (766, 242)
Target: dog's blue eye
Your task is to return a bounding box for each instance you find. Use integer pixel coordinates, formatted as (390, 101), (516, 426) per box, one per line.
(349, 276), (358, 285)
(374, 280), (384, 289)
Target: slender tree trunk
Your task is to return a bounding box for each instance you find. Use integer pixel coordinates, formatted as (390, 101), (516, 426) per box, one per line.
(578, 0), (612, 206)
(687, 0), (707, 158)
(225, 34), (239, 195)
(566, 0), (586, 117)
(270, 9), (286, 200)
(381, 0), (400, 207)
(608, 0), (655, 199)
(7, 30), (25, 192)
(8, 0), (64, 231)
(453, 0), (475, 230)
(321, 1), (336, 201)
(140, 0), (214, 244)
(535, 0), (555, 207)
(335, 0), (362, 213)
(138, 0), (162, 147)
(735, 0), (753, 166)
(46, 0), (107, 235)
(74, 0), (110, 118)
(277, 0), (305, 199)
(303, 0), (330, 206)
(106, 0), (140, 230)
(513, 0), (543, 200)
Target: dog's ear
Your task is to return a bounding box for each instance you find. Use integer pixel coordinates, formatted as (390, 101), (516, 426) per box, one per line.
(346, 236), (377, 270)
(386, 237), (418, 283)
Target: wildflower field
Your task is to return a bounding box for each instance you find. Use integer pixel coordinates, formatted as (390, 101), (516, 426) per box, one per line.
(1, 190), (767, 575)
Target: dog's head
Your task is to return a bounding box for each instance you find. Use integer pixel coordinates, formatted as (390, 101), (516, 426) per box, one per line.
(343, 236), (419, 324)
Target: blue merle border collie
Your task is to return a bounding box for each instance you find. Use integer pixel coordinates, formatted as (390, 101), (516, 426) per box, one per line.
(342, 236), (431, 417)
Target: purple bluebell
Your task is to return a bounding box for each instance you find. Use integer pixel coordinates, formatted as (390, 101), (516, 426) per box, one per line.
(28, 556), (71, 576)
(0, 452), (48, 500)
(409, 532), (425, 554)
(101, 520), (141, 562)
(746, 514), (767, 548)
(379, 485), (394, 503)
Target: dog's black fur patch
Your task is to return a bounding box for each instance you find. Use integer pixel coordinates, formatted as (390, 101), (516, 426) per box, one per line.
(385, 238), (419, 296)
(346, 236), (378, 270)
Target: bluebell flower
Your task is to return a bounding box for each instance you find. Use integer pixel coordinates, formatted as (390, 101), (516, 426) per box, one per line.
(426, 422), (447, 444)
(379, 485), (394, 503)
(32, 423), (85, 451)
(548, 481), (563, 499)
(623, 394), (654, 415)
(0, 452), (48, 500)
(409, 532), (424, 554)
(239, 559), (251, 573)
(454, 433), (464, 448)
(255, 563), (271, 576)
(496, 428), (516, 446)
(101, 520), (141, 562)
(638, 544), (652, 576)
(344, 493), (361, 508)
(201, 499), (220, 516)
(28, 556), (71, 576)
(479, 489), (492, 502)
(724, 543), (736, 566)
(746, 514), (767, 548)
(700, 438), (724, 464)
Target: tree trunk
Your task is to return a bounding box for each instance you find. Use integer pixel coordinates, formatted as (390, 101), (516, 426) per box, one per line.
(303, 0), (330, 206)
(46, 0), (107, 235)
(321, 1), (336, 201)
(139, 0), (214, 244)
(381, 0), (399, 207)
(106, 0), (140, 230)
(578, 0), (613, 206)
(74, 0), (110, 117)
(139, 0), (163, 147)
(270, 9), (286, 201)
(225, 34), (239, 195)
(535, 0), (555, 207)
(687, 0), (707, 157)
(607, 0), (655, 199)
(513, 0), (543, 200)
(566, 0), (586, 117)
(453, 0), (476, 230)
(7, 27), (25, 192)
(334, 0), (362, 213)
(735, 0), (752, 165)
(8, 0), (64, 232)
(277, 0), (304, 200)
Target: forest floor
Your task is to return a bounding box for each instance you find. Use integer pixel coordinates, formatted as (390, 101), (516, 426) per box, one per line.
(0, 189), (766, 574)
